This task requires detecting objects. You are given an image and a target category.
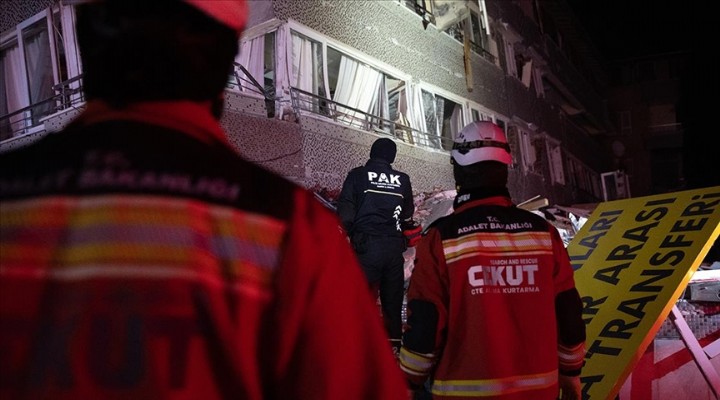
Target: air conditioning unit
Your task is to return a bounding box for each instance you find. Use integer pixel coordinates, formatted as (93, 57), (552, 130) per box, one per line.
(431, 0), (471, 31)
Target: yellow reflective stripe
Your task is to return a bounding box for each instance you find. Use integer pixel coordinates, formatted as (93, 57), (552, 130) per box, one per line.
(443, 231), (553, 262)
(431, 370), (557, 397)
(398, 347), (435, 375)
(558, 343), (586, 367)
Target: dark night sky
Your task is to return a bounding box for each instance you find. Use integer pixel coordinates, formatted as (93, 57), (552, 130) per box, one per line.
(565, 0), (691, 60)
(566, 0), (718, 189)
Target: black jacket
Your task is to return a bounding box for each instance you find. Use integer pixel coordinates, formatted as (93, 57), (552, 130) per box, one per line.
(336, 158), (414, 238)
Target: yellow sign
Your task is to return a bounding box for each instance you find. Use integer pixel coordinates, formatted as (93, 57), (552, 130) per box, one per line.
(568, 186), (720, 400)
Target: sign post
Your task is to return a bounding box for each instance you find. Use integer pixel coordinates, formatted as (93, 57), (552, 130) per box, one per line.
(567, 186), (720, 400)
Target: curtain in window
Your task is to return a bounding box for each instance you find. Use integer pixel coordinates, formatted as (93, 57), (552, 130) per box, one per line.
(0, 43), (30, 140)
(372, 77), (390, 125)
(405, 83), (427, 145)
(445, 102), (463, 150)
(23, 20), (54, 124)
(291, 33), (326, 96)
(236, 34), (265, 94)
(291, 32), (327, 115)
(275, 26), (291, 119)
(332, 55), (382, 126)
(420, 90), (439, 148)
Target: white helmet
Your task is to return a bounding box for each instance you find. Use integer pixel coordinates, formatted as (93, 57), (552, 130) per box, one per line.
(451, 121), (512, 166)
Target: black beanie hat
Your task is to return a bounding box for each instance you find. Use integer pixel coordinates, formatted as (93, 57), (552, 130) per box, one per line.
(370, 138), (397, 163)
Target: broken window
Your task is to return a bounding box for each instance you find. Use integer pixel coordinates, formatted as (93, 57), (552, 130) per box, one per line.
(518, 128), (542, 174)
(235, 31), (276, 98)
(443, 1), (496, 63)
(420, 89), (463, 150)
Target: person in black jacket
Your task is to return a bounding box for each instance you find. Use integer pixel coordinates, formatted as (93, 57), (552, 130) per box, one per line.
(337, 137), (420, 355)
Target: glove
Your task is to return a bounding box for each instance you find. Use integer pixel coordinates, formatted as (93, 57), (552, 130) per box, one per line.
(403, 221), (422, 247)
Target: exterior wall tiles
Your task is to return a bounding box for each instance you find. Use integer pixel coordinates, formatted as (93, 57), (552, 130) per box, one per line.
(0, 0), (53, 32)
(221, 109), (305, 182)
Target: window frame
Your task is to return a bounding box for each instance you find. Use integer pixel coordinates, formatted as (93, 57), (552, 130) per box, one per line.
(544, 134), (565, 185)
(415, 81), (467, 151)
(1, 4), (79, 140)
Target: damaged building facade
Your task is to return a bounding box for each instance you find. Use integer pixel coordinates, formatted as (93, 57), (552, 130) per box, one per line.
(1, 0), (621, 209)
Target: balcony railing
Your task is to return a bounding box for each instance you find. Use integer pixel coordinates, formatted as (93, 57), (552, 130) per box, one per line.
(0, 75), (85, 142)
(0, 63), (275, 143)
(0, 64), (449, 152)
(445, 26), (496, 64)
(227, 62), (276, 118)
(289, 87), (452, 151)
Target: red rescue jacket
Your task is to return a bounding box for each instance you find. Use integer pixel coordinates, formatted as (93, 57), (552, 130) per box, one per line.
(0, 101), (408, 399)
(399, 187), (585, 400)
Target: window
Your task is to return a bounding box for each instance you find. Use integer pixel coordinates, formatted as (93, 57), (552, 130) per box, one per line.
(545, 136), (565, 185)
(326, 47), (400, 129)
(420, 89), (464, 150)
(290, 31), (327, 100)
(399, 0), (434, 22)
(567, 156), (602, 199)
(288, 25), (420, 137)
(1, 5), (77, 141)
(601, 170), (630, 201)
(502, 38), (518, 78)
(282, 22), (508, 153)
(443, 1), (496, 63)
(518, 128), (541, 174)
(470, 107), (492, 123)
(504, 122), (520, 170)
(533, 68), (545, 98)
(234, 31), (276, 98)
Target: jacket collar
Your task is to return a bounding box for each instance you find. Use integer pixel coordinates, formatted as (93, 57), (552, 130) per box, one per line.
(454, 186), (513, 212)
(366, 158), (392, 167)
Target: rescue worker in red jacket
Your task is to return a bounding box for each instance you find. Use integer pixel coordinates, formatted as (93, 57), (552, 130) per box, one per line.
(0, 1), (407, 399)
(398, 121), (586, 400)
(336, 138), (421, 355)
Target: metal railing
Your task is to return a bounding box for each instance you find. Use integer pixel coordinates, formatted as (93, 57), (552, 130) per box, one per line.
(0, 64), (450, 152)
(289, 87), (452, 151)
(227, 62), (276, 118)
(445, 26), (497, 64)
(0, 63), (276, 142)
(0, 75), (85, 142)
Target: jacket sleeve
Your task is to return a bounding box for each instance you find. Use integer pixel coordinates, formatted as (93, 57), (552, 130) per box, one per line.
(335, 169), (359, 235)
(269, 189), (408, 399)
(549, 224), (586, 376)
(398, 227), (448, 386)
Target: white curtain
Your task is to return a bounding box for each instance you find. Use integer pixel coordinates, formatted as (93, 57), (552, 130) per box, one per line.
(23, 21), (54, 122)
(1, 43), (30, 138)
(290, 32), (328, 115)
(236, 34), (265, 93)
(275, 26), (291, 119)
(446, 102), (463, 150)
(332, 55), (382, 125)
(372, 77), (389, 123)
(405, 83), (427, 146)
(291, 33), (316, 94)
